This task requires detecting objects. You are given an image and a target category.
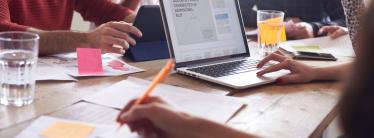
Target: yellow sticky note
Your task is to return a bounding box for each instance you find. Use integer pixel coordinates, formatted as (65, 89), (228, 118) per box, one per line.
(292, 45), (322, 53)
(40, 121), (95, 138)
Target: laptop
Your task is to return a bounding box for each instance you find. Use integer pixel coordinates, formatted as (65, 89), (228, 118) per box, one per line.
(159, 0), (287, 89)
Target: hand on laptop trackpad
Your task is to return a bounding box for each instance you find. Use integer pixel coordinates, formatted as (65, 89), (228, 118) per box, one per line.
(258, 69), (290, 80)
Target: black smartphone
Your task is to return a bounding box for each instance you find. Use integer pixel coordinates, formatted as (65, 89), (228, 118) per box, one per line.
(293, 51), (337, 61)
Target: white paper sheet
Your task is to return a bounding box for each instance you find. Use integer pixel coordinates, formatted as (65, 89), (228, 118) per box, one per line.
(280, 35), (355, 57)
(84, 77), (245, 123)
(40, 54), (145, 77)
(15, 116), (138, 138)
(35, 62), (76, 81)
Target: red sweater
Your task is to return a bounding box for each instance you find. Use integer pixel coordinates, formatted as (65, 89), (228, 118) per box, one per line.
(0, 0), (140, 31)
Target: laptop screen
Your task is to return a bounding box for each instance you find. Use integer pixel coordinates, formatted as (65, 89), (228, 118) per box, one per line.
(161, 0), (249, 63)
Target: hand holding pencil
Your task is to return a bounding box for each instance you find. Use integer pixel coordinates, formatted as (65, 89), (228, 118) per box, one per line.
(116, 59), (175, 129)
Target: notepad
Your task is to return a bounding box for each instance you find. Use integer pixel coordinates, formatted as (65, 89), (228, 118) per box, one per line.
(83, 77), (245, 123)
(40, 121), (95, 138)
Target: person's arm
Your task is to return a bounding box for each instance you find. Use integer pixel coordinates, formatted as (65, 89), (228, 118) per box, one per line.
(0, 1), (87, 55)
(257, 52), (352, 84)
(119, 97), (256, 138)
(27, 28), (90, 56)
(309, 0), (346, 37)
(27, 21), (142, 56)
(313, 63), (352, 81)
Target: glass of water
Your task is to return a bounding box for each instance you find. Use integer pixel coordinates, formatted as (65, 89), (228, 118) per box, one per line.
(257, 10), (285, 56)
(0, 32), (39, 107)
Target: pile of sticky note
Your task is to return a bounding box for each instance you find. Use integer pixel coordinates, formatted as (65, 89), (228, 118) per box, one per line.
(40, 121), (95, 138)
(77, 48), (103, 75)
(258, 17), (287, 46)
(291, 45), (322, 53)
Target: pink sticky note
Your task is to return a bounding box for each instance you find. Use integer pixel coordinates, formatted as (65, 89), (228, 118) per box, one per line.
(108, 60), (129, 71)
(77, 48), (103, 74)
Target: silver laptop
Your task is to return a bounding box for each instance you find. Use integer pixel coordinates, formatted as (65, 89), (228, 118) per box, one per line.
(159, 0), (287, 89)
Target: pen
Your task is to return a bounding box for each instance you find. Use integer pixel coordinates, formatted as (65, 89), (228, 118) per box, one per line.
(116, 59), (174, 131)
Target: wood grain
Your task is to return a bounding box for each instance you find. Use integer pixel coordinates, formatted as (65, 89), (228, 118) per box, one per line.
(0, 42), (353, 138)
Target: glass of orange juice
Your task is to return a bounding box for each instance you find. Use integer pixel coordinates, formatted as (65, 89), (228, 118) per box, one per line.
(257, 10), (285, 56)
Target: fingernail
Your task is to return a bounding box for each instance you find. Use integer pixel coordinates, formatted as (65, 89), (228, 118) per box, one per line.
(276, 78), (283, 84)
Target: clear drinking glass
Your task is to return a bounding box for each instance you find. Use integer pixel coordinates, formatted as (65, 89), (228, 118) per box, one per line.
(257, 10), (285, 56)
(0, 32), (39, 107)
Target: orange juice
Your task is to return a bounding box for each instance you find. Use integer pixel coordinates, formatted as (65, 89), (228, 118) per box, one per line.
(257, 11), (286, 56)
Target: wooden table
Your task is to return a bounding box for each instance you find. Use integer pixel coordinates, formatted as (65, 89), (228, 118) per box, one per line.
(0, 42), (353, 138)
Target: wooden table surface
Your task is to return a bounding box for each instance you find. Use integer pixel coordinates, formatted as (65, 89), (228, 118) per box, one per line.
(0, 41), (353, 138)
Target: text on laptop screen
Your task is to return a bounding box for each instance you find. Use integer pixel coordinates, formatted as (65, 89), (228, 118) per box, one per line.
(163, 0), (247, 63)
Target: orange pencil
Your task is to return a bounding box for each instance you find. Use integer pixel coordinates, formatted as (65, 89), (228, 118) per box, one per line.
(116, 59), (174, 130)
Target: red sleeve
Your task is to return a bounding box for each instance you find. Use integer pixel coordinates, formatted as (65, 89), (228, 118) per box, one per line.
(75, 0), (133, 26)
(0, 1), (28, 31)
(122, 0), (141, 11)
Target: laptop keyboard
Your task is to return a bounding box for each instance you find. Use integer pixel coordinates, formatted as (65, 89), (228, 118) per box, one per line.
(187, 59), (263, 78)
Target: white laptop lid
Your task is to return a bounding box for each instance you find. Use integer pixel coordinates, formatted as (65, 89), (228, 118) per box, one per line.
(160, 0), (250, 68)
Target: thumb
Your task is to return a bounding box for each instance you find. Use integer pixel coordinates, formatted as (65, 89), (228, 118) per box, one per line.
(122, 104), (160, 124)
(318, 27), (327, 35)
(330, 29), (347, 39)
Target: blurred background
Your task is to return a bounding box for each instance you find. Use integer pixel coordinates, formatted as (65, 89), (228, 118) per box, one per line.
(71, 0), (159, 31)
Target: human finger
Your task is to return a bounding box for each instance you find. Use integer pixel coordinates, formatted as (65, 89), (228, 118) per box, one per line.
(318, 26), (338, 35)
(105, 27), (137, 45)
(330, 29), (348, 39)
(117, 97), (168, 123)
(257, 60), (291, 76)
(102, 36), (130, 50)
(257, 53), (287, 68)
(108, 22), (143, 37)
(274, 50), (285, 56)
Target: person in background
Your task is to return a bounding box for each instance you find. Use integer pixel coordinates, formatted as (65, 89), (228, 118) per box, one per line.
(256, 0), (364, 84)
(239, 0), (347, 40)
(318, 0), (364, 44)
(117, 1), (374, 137)
(0, 0), (142, 55)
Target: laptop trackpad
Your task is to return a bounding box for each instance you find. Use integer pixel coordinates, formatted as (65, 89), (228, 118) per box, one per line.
(217, 70), (290, 88)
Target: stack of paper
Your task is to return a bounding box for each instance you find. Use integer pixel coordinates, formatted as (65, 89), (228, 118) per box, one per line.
(16, 116), (137, 138)
(84, 77), (245, 123)
(36, 61), (76, 81)
(280, 35), (355, 57)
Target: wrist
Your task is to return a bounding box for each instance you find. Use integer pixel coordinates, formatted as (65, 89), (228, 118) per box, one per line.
(84, 32), (95, 48)
(310, 67), (322, 81)
(312, 66), (339, 81)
